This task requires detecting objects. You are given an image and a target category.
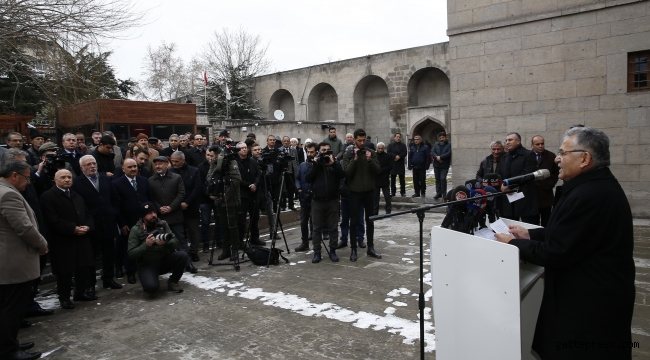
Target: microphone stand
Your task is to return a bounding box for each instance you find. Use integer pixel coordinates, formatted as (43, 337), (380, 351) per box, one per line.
(369, 188), (519, 359)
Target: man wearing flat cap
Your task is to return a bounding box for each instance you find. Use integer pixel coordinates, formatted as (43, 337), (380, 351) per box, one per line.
(127, 202), (187, 294)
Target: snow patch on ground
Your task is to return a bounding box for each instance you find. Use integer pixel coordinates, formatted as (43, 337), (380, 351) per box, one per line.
(387, 288), (411, 297)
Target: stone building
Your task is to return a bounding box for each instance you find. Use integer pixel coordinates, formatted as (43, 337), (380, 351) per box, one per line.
(251, 44), (451, 146)
(447, 0), (650, 216)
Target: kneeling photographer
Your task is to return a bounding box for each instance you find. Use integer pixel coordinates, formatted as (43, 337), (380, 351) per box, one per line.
(305, 142), (346, 263)
(127, 202), (189, 294)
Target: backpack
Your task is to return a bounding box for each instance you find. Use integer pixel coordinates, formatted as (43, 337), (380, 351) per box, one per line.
(244, 246), (290, 266)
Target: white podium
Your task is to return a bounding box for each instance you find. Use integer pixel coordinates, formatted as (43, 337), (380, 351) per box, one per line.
(430, 219), (544, 360)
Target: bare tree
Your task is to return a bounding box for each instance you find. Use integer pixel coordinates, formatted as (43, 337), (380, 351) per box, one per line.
(201, 27), (272, 80)
(139, 41), (191, 102)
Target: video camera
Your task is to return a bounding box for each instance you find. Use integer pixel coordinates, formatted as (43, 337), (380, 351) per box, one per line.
(315, 150), (333, 165)
(220, 142), (241, 162)
(258, 147), (295, 170)
(43, 152), (72, 179)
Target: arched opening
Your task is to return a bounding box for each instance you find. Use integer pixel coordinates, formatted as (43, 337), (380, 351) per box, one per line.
(307, 83), (338, 121)
(353, 75), (390, 143)
(407, 67), (450, 107)
(411, 117), (446, 147)
(268, 89), (295, 121)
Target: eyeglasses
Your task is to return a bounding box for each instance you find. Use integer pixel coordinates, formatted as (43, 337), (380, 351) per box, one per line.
(14, 172), (31, 183)
(557, 149), (586, 157)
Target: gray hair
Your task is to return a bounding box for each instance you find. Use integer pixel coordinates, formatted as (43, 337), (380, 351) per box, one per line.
(377, 142), (386, 147)
(79, 154), (96, 166)
(171, 151), (185, 159)
(564, 127), (610, 167)
(490, 140), (503, 148)
(179, 135), (188, 140)
(62, 133), (76, 142)
(92, 132), (102, 137)
(0, 160), (31, 178)
(169, 134), (179, 140)
(1, 148), (28, 162)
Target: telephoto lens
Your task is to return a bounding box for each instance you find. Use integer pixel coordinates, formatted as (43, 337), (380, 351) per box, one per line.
(149, 230), (173, 242)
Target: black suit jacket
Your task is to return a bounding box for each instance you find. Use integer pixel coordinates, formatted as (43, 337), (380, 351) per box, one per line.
(39, 187), (94, 274)
(496, 145), (539, 218)
(184, 147), (206, 167)
(236, 156), (260, 198)
(112, 175), (153, 229)
(169, 163), (201, 217)
(114, 165), (151, 179)
(57, 149), (82, 176)
(71, 174), (119, 240)
(533, 149), (559, 208)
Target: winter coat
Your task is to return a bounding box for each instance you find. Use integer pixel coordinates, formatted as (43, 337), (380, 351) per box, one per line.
(169, 163), (201, 218)
(323, 136), (345, 159)
(476, 154), (502, 180)
(305, 161), (346, 201)
(408, 144), (431, 170)
(294, 161), (312, 206)
(533, 149), (559, 209)
(127, 218), (178, 265)
(376, 151), (394, 188)
(236, 156), (260, 199)
(496, 145), (539, 218)
(386, 142), (407, 175)
(148, 171), (185, 224)
(342, 148), (381, 193)
(432, 140), (451, 169)
(71, 174), (119, 240)
(509, 167), (634, 360)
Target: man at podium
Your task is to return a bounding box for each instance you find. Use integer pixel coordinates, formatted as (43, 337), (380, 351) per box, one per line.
(495, 127), (635, 360)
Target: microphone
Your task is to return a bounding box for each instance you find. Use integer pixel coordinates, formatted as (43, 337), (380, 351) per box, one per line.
(503, 169), (550, 187)
(441, 185), (470, 230)
(481, 173), (502, 188)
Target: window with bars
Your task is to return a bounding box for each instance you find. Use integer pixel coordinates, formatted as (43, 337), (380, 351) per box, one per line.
(628, 51), (650, 92)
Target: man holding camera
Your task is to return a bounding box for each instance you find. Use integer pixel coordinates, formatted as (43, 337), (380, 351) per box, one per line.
(343, 129), (382, 261)
(235, 143), (264, 247)
(305, 142), (346, 263)
(127, 202), (187, 294)
(294, 142), (316, 251)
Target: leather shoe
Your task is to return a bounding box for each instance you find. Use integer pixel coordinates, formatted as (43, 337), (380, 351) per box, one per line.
(73, 293), (97, 302)
(18, 342), (34, 351)
(367, 246), (382, 259)
(59, 298), (75, 309)
(20, 320), (32, 328)
(186, 263), (198, 274)
(127, 274), (137, 284)
(115, 268), (124, 278)
(350, 248), (358, 262)
(6, 350), (42, 360)
(217, 251), (231, 261)
(85, 286), (96, 297)
(25, 307), (54, 318)
(358, 239), (367, 248)
(329, 249), (339, 262)
(294, 242), (309, 252)
(103, 280), (123, 289)
(312, 252), (322, 263)
(250, 238), (266, 247)
(336, 241), (348, 249)
(191, 253), (200, 262)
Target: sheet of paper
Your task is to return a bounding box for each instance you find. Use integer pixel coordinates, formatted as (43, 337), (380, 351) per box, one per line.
(474, 227), (497, 241)
(507, 191), (525, 203)
(490, 219), (511, 234)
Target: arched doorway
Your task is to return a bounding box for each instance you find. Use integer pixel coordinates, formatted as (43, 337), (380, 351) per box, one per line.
(353, 75), (390, 144)
(411, 117), (446, 147)
(269, 89), (295, 121)
(308, 83), (338, 121)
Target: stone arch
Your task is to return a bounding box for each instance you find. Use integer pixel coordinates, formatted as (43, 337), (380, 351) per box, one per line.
(268, 89), (295, 121)
(411, 116), (446, 146)
(307, 83), (338, 121)
(407, 67), (450, 107)
(353, 75), (390, 143)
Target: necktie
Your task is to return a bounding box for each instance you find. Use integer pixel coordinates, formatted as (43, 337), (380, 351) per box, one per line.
(536, 153), (541, 164)
(65, 190), (71, 198)
(131, 179), (137, 190)
(90, 176), (98, 189)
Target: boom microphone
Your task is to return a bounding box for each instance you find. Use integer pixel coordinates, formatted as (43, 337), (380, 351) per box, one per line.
(503, 169), (550, 187)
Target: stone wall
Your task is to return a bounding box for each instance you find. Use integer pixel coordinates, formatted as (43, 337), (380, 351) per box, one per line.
(448, 0), (650, 216)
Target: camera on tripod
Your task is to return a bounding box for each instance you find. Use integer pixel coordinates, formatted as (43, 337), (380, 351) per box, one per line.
(315, 150), (333, 164)
(221, 143), (240, 162)
(148, 230), (172, 243)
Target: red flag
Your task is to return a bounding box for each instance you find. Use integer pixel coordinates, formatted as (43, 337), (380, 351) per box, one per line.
(203, 71), (208, 86)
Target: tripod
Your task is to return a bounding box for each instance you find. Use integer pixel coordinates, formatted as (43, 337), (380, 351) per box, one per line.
(266, 167), (291, 267)
(368, 188), (517, 359)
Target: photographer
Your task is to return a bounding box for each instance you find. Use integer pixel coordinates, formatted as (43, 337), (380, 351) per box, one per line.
(206, 145), (243, 261)
(305, 142), (346, 263)
(32, 142), (73, 196)
(235, 143), (264, 247)
(294, 142), (316, 252)
(127, 202), (187, 294)
(342, 129), (381, 261)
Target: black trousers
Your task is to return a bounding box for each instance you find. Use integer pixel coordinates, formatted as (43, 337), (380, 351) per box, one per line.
(218, 205), (240, 251)
(300, 203), (313, 242)
(349, 190), (375, 249)
(412, 169), (427, 196)
(280, 173), (296, 209)
(137, 252), (189, 294)
(0, 281), (31, 357)
(239, 196), (260, 242)
(115, 234), (137, 275)
(57, 267), (92, 299)
(311, 199), (339, 252)
(374, 186), (391, 215)
(184, 215), (201, 255)
(88, 235), (115, 286)
(391, 172), (406, 196)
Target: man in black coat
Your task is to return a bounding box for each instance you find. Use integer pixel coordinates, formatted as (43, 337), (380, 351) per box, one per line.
(58, 133), (82, 176)
(531, 135), (559, 227)
(169, 151), (200, 273)
(386, 133), (407, 197)
(374, 142), (394, 215)
(112, 158), (153, 284)
(72, 155), (122, 296)
(159, 134), (182, 158)
(40, 169), (96, 309)
(198, 149), (222, 252)
(496, 127), (635, 360)
(476, 140), (504, 180)
(497, 132), (539, 224)
(184, 134), (207, 167)
(89, 135), (116, 177)
(432, 132), (451, 199)
(235, 143), (264, 247)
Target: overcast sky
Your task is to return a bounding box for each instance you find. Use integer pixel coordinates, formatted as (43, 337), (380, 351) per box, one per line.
(108, 0), (449, 81)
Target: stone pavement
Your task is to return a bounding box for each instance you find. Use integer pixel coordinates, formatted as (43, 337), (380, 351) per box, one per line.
(21, 216), (650, 359)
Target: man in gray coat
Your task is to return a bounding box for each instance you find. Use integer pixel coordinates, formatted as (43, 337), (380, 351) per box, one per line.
(148, 156), (187, 262)
(322, 127), (345, 159)
(0, 160), (48, 360)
